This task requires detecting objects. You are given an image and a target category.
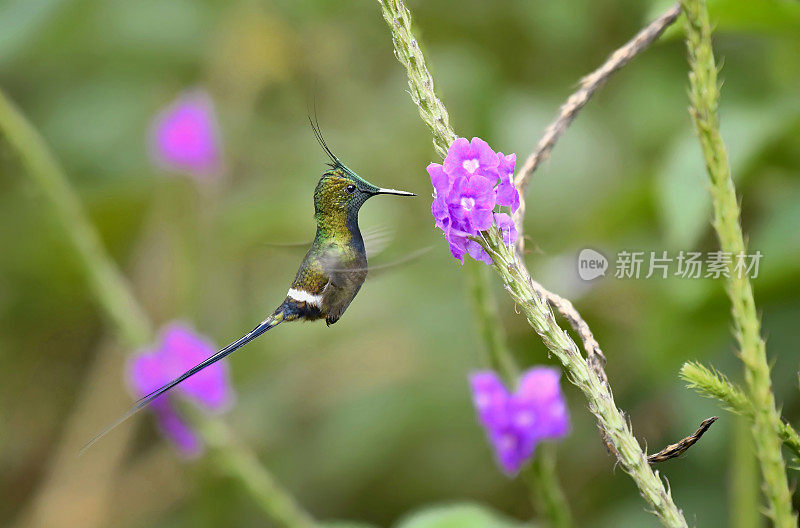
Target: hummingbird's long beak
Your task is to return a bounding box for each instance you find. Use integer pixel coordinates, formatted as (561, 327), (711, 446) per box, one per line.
(374, 188), (416, 197)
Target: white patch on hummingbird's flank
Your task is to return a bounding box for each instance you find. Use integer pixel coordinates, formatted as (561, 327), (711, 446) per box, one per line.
(287, 288), (323, 306)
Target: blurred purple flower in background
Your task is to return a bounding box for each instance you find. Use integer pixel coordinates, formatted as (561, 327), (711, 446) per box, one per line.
(428, 137), (520, 264)
(128, 323), (234, 456)
(470, 367), (570, 476)
(149, 90), (222, 180)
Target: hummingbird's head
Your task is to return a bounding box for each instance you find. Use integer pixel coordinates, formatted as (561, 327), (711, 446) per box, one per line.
(313, 164), (415, 215)
(309, 119), (414, 217)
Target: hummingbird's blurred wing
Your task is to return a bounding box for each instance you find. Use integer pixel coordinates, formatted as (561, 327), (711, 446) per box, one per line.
(328, 246), (433, 276)
(315, 244), (354, 287)
(260, 240), (309, 249)
(363, 225), (394, 258)
(292, 250), (336, 294)
(263, 225), (394, 259)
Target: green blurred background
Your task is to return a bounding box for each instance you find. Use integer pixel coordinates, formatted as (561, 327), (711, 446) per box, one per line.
(1, 0), (799, 526)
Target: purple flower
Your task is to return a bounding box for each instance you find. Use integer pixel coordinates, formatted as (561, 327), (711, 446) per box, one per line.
(494, 213), (518, 246)
(149, 90), (222, 180)
(466, 239), (493, 265)
(443, 223), (469, 262)
(429, 163), (453, 230)
(443, 224), (493, 265)
(128, 323), (234, 456)
(428, 137), (520, 265)
(495, 152), (520, 213)
(447, 174), (496, 233)
(443, 137), (499, 178)
(469, 367), (570, 476)
(430, 162), (494, 263)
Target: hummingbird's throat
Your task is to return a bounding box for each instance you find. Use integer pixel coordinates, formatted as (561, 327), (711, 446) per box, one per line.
(315, 205), (361, 244)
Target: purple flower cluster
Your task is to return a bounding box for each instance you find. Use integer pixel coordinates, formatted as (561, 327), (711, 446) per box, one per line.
(128, 323), (234, 456)
(149, 90), (222, 181)
(428, 137), (520, 264)
(470, 367), (570, 476)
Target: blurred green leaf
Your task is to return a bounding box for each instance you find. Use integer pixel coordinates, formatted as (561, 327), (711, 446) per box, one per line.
(656, 101), (800, 249)
(750, 184), (800, 282)
(323, 522), (380, 528)
(709, 0), (800, 34)
(96, 0), (206, 56)
(650, 0), (800, 38)
(393, 503), (533, 528)
(2, 0), (799, 526)
(0, 0), (68, 64)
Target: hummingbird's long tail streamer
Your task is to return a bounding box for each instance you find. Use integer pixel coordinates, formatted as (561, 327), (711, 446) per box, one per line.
(80, 308), (289, 455)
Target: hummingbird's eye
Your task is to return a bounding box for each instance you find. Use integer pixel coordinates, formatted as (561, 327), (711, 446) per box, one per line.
(345, 184), (357, 195)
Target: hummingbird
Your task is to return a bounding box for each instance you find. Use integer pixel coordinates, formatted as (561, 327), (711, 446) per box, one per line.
(82, 121), (415, 452)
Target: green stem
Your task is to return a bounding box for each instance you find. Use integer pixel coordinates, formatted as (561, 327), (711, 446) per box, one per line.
(524, 445), (573, 528)
(0, 87), (316, 528)
(731, 417), (762, 528)
(378, 0), (455, 159)
(376, 2), (572, 521)
(483, 235), (687, 528)
(466, 261), (518, 382)
(0, 91), (152, 347)
(467, 261), (570, 526)
(378, 1), (686, 526)
(680, 361), (800, 458)
(197, 418), (316, 528)
(777, 422), (800, 459)
(678, 0), (795, 525)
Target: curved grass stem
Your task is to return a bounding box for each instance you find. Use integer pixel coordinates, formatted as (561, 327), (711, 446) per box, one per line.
(378, 1), (687, 526)
(0, 87), (316, 528)
(678, 0), (796, 524)
(484, 234), (688, 528)
(524, 444), (573, 528)
(466, 262), (519, 382)
(377, 2), (572, 522)
(681, 361), (800, 459)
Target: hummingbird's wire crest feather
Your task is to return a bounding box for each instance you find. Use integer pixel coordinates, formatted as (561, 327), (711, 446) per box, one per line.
(308, 114), (340, 168)
(81, 121), (416, 454)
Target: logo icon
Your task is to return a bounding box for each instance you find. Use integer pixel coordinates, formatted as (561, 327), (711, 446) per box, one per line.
(577, 248), (608, 281)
